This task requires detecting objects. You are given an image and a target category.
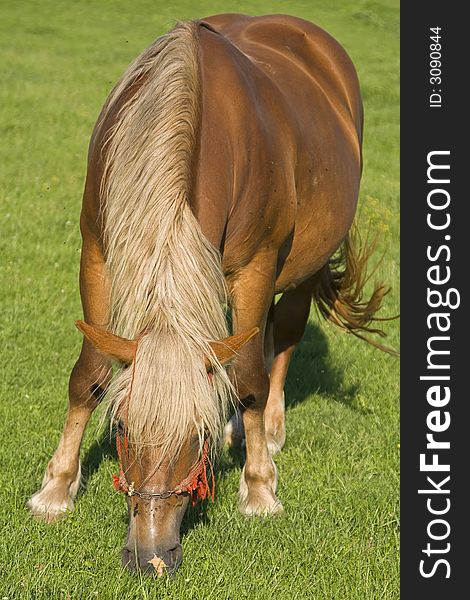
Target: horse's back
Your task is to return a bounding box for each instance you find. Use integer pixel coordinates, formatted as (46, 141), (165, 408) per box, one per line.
(195, 15), (363, 289)
(202, 13), (362, 134)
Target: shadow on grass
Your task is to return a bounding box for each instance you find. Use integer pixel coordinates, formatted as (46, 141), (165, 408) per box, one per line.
(220, 321), (365, 472)
(284, 321), (360, 410)
(79, 429), (115, 493)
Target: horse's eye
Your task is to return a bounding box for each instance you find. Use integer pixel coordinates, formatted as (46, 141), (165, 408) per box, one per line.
(116, 420), (125, 435)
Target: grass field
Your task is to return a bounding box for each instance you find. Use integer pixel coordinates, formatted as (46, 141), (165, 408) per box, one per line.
(0, 0), (399, 598)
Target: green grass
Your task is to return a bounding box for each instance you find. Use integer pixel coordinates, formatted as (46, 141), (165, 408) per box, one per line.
(0, 0), (399, 598)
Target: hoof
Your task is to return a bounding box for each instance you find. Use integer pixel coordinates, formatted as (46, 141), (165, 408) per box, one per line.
(238, 464), (283, 516)
(239, 494), (284, 516)
(265, 392), (286, 456)
(266, 431), (285, 456)
(27, 487), (73, 523)
(27, 465), (81, 523)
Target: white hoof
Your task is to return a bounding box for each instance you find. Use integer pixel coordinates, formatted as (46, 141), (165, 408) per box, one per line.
(27, 464), (81, 523)
(266, 434), (285, 456)
(265, 392), (286, 456)
(238, 464), (283, 516)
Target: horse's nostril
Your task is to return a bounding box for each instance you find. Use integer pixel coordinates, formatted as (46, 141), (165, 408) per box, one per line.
(167, 544), (183, 573)
(121, 546), (135, 571)
(122, 544), (182, 575)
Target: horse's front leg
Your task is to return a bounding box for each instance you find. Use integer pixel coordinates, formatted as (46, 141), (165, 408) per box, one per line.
(28, 225), (111, 522)
(230, 253), (283, 516)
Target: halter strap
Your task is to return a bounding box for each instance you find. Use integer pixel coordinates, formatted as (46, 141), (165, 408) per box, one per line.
(112, 437), (214, 505)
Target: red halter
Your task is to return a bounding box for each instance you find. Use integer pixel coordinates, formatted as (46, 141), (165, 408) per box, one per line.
(112, 435), (214, 505)
(112, 353), (215, 505)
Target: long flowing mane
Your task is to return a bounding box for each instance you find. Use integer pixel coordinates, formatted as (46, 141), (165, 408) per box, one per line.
(99, 21), (233, 458)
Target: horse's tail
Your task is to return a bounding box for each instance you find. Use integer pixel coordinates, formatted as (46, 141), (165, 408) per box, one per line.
(312, 227), (398, 355)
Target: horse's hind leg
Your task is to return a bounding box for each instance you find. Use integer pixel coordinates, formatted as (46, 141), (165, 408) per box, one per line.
(27, 229), (111, 522)
(265, 277), (316, 455)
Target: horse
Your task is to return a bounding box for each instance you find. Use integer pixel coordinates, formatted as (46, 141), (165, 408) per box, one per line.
(27, 14), (393, 575)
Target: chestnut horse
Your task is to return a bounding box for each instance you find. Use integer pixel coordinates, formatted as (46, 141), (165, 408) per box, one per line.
(28, 14), (391, 574)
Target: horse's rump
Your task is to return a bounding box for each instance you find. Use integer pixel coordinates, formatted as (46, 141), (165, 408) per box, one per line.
(194, 15), (364, 288)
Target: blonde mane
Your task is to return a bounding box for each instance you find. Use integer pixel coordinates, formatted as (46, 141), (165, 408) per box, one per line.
(100, 21), (233, 458)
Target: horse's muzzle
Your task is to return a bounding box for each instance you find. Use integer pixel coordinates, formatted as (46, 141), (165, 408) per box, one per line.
(121, 543), (183, 575)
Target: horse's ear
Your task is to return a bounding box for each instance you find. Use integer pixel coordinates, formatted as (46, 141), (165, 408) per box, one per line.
(75, 320), (137, 365)
(206, 327), (260, 369)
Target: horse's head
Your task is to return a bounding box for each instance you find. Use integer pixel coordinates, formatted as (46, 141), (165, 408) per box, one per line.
(76, 320), (257, 575)
(114, 425), (202, 575)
